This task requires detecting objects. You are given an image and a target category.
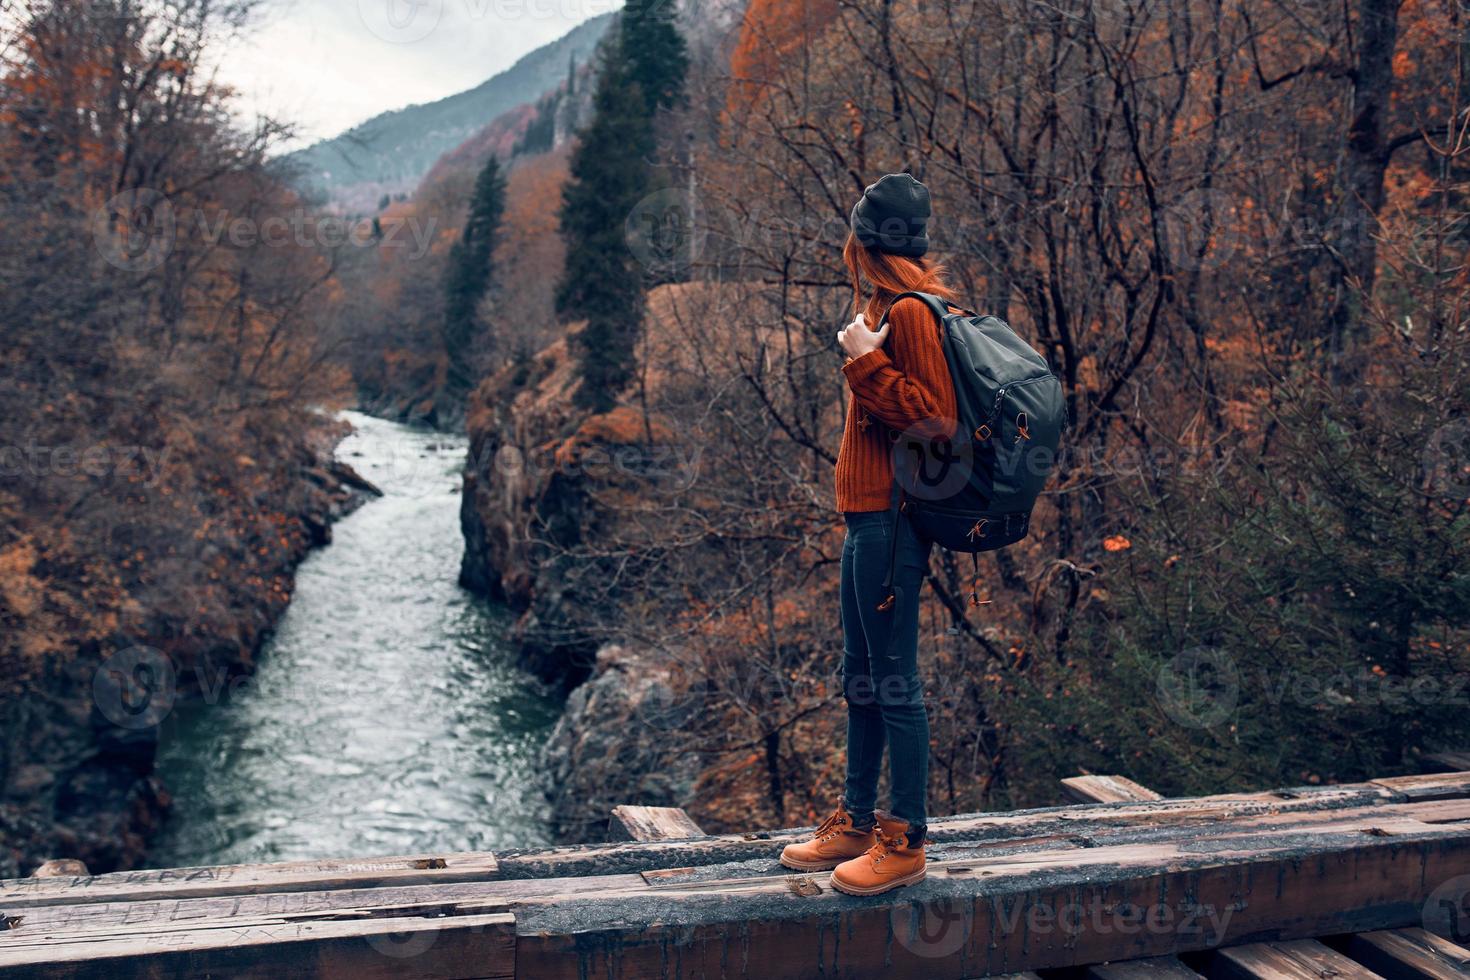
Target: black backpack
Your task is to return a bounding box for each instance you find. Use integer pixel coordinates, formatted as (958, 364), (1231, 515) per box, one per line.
(875, 291), (1065, 610)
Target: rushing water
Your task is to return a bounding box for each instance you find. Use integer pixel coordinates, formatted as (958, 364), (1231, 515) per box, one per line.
(149, 412), (559, 867)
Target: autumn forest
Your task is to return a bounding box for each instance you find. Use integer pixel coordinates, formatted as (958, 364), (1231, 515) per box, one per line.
(2, 0), (1468, 877)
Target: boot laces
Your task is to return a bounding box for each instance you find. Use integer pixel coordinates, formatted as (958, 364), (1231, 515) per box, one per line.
(869, 828), (908, 864)
(813, 808), (848, 842)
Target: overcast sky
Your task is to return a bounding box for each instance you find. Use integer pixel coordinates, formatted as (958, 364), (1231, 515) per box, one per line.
(213, 0), (615, 150)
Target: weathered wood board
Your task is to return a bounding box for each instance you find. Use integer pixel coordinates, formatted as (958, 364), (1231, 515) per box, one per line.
(608, 805), (706, 842)
(1061, 774), (1165, 804)
(4, 774), (1470, 979)
(0, 911), (516, 980)
(8, 775), (1457, 913)
(1335, 928), (1470, 979)
(1087, 956), (1205, 978)
(7, 800), (1438, 977)
(1207, 939), (1383, 980)
(0, 851), (499, 911)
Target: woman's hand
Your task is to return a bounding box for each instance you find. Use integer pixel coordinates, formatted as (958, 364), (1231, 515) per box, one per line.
(837, 312), (889, 361)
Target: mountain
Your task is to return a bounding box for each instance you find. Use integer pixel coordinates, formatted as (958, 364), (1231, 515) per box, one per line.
(284, 13), (614, 212)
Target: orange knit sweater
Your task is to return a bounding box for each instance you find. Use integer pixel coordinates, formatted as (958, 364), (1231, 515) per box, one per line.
(835, 296), (959, 512)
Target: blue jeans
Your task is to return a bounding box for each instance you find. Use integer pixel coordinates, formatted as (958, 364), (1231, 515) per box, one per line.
(840, 507), (931, 828)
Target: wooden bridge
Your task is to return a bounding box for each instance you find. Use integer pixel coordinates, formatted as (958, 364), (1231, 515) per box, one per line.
(4, 767), (1470, 978)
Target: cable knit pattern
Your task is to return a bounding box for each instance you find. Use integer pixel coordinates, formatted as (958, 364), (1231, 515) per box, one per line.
(835, 297), (959, 512)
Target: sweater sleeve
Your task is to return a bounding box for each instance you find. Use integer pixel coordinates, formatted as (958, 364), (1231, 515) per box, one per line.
(841, 298), (958, 440)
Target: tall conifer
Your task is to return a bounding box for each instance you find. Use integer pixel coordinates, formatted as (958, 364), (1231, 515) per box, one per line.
(443, 154), (507, 410)
(556, 2), (687, 412)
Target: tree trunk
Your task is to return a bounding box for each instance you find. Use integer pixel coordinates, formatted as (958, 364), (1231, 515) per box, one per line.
(1330, 0), (1402, 355)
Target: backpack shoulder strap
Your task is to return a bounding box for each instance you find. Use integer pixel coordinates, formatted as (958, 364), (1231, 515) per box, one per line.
(877, 290), (949, 329)
(877, 291), (978, 329)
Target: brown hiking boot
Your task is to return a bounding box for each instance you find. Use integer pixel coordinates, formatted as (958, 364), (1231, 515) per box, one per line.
(830, 811), (926, 896)
(779, 802), (877, 871)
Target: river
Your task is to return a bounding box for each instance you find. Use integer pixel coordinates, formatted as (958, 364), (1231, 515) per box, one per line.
(148, 412), (559, 867)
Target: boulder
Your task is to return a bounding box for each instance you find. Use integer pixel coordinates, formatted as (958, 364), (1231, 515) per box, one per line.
(540, 643), (701, 842)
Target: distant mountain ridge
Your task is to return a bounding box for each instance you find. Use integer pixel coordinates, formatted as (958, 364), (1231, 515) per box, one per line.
(285, 13), (614, 212)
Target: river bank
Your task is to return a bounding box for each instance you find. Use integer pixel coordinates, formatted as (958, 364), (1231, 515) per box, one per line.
(148, 414), (558, 867)
(0, 416), (377, 878)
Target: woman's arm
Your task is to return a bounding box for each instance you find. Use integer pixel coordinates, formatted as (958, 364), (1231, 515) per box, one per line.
(840, 298), (958, 440)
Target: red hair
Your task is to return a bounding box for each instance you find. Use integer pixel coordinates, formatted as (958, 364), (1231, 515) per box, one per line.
(842, 232), (956, 322)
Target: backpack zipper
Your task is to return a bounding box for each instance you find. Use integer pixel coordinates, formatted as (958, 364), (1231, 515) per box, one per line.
(979, 376), (1053, 437)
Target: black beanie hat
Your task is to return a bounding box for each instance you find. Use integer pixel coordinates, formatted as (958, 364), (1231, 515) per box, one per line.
(850, 173), (931, 257)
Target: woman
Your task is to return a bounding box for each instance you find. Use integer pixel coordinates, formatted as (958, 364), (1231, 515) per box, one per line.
(780, 173), (958, 896)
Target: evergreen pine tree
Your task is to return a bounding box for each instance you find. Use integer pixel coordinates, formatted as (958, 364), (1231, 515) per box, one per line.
(556, 6), (687, 412)
(620, 0), (688, 114)
(442, 154), (507, 410)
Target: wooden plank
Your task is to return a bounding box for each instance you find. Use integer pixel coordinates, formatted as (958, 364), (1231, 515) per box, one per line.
(5, 874), (638, 939)
(11, 796), (1470, 942)
(608, 805), (706, 842)
(0, 911), (516, 980)
(1088, 956), (1205, 978)
(1206, 939), (1384, 979)
(1372, 771), (1470, 801)
(1062, 774), (1165, 804)
(8, 806), (1470, 977)
(0, 851), (498, 911)
(1336, 928), (1470, 979)
(507, 815), (1470, 978)
(486, 777), (1465, 882)
(1421, 753), (1470, 774)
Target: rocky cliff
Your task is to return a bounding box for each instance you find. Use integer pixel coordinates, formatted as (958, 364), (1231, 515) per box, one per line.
(457, 290), (714, 837)
(459, 333), (675, 689)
